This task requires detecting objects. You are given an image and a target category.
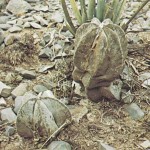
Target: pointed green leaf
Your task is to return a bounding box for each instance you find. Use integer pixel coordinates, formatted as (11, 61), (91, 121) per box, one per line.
(70, 0), (82, 24)
(87, 0), (96, 20)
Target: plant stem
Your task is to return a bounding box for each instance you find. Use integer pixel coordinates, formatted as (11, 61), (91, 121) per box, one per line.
(123, 0), (149, 31)
(60, 0), (76, 34)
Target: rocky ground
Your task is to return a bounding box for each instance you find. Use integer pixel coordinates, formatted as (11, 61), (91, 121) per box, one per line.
(0, 0), (150, 150)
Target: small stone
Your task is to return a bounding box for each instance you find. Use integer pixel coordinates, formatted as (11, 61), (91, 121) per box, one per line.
(0, 16), (10, 24)
(30, 22), (42, 29)
(0, 24), (12, 30)
(8, 25), (22, 33)
(39, 47), (52, 58)
(43, 34), (51, 43)
(6, 0), (32, 16)
(1, 107), (17, 123)
(0, 29), (5, 45)
(7, 19), (17, 25)
(99, 79), (123, 101)
(125, 103), (145, 120)
(11, 83), (28, 98)
(47, 141), (71, 150)
(51, 12), (64, 23)
(5, 126), (15, 136)
(4, 34), (20, 46)
(0, 98), (7, 107)
(142, 79), (150, 88)
(140, 140), (150, 149)
(38, 64), (55, 73)
(139, 72), (150, 81)
(0, 81), (12, 98)
(33, 85), (48, 93)
(98, 142), (116, 150)
(21, 70), (36, 79)
(33, 15), (48, 26)
(23, 22), (31, 28)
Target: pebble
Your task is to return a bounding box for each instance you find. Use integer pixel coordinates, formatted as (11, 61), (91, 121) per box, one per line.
(0, 16), (10, 24)
(139, 72), (150, 81)
(30, 22), (42, 29)
(125, 103), (145, 120)
(51, 12), (64, 23)
(0, 81), (12, 98)
(47, 141), (72, 150)
(0, 97), (7, 107)
(8, 25), (22, 33)
(39, 47), (52, 58)
(1, 107), (17, 123)
(21, 70), (36, 79)
(0, 24), (12, 30)
(0, 29), (5, 45)
(11, 83), (28, 98)
(140, 140), (150, 149)
(5, 126), (15, 136)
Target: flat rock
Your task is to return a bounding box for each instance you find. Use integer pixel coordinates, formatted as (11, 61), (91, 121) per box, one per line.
(5, 126), (15, 136)
(140, 140), (150, 149)
(6, 0), (32, 16)
(125, 103), (145, 120)
(8, 25), (22, 33)
(139, 72), (150, 81)
(30, 22), (42, 29)
(0, 29), (5, 45)
(21, 70), (36, 79)
(11, 83), (28, 98)
(33, 84), (48, 93)
(98, 142), (116, 150)
(7, 19), (17, 25)
(142, 79), (150, 88)
(23, 22), (31, 28)
(4, 34), (20, 46)
(39, 47), (52, 58)
(51, 12), (64, 23)
(33, 15), (48, 26)
(47, 141), (71, 150)
(1, 107), (17, 123)
(0, 97), (7, 107)
(0, 16), (10, 24)
(0, 81), (12, 98)
(0, 24), (12, 30)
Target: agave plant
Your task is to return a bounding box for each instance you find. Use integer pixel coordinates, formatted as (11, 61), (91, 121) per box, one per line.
(60, 0), (149, 35)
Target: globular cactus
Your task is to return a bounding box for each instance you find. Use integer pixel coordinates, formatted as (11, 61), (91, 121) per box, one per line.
(72, 18), (128, 101)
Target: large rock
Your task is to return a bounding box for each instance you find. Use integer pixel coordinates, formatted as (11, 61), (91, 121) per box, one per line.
(6, 0), (31, 16)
